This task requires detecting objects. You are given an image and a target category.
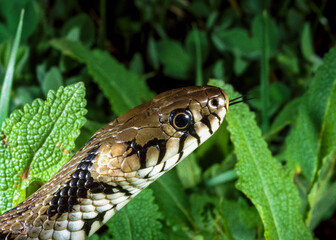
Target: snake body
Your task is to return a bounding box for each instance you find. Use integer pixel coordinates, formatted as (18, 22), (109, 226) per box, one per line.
(0, 86), (229, 240)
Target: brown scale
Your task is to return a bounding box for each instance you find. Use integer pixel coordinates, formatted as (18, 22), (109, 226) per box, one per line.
(0, 86), (229, 240)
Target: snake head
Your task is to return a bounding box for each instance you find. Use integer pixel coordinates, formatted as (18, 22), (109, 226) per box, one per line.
(91, 86), (229, 185)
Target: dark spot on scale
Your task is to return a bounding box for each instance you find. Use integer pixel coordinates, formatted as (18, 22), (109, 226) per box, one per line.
(201, 116), (213, 134)
(58, 197), (67, 205)
(189, 126), (201, 145)
(127, 138), (168, 169)
(68, 187), (77, 196)
(69, 178), (77, 188)
(77, 179), (86, 188)
(60, 187), (69, 197)
(45, 142), (133, 225)
(84, 179), (94, 189)
(69, 196), (77, 205)
(77, 189), (87, 198)
(178, 134), (188, 153)
(45, 144), (101, 218)
(212, 112), (221, 122)
(79, 171), (86, 179)
(83, 212), (106, 234)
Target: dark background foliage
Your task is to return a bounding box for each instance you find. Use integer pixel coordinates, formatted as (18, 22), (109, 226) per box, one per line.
(0, 0), (335, 239)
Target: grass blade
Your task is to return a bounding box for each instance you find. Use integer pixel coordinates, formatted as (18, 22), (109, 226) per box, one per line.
(0, 9), (25, 126)
(260, 10), (270, 132)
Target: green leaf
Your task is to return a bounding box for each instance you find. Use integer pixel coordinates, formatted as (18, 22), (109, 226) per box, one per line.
(189, 194), (261, 240)
(0, 23), (11, 42)
(286, 9), (305, 35)
(157, 40), (192, 80)
(212, 60), (226, 79)
(210, 80), (312, 240)
(318, 75), (336, 160)
(203, 152), (238, 197)
(212, 28), (259, 56)
(0, 0), (38, 41)
(150, 170), (194, 231)
(51, 39), (154, 116)
(129, 52), (144, 75)
(233, 49), (249, 75)
(61, 13), (95, 47)
(188, 1), (210, 18)
(89, 189), (163, 240)
(205, 169), (237, 187)
(276, 46), (300, 75)
(189, 194), (222, 239)
(219, 198), (261, 240)
(212, 12), (278, 74)
(0, 83), (87, 213)
(41, 67), (63, 96)
(147, 37), (159, 70)
(285, 46), (336, 180)
(249, 83), (291, 118)
(266, 97), (301, 139)
(0, 41), (29, 81)
(306, 150), (336, 230)
(176, 154), (202, 189)
(285, 106), (318, 177)
(0, 10), (24, 126)
(301, 23), (314, 62)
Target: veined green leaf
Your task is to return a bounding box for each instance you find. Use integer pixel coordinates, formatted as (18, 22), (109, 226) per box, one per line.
(306, 150), (336, 229)
(285, 46), (336, 180)
(209, 80), (312, 240)
(50, 39), (154, 116)
(318, 75), (336, 161)
(219, 198), (261, 240)
(89, 189), (163, 240)
(0, 83), (87, 213)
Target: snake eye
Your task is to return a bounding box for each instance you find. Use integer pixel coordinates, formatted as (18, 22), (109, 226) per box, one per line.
(169, 109), (193, 131)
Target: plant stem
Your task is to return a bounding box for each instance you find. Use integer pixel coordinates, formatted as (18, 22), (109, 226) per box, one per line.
(260, 10), (270, 133)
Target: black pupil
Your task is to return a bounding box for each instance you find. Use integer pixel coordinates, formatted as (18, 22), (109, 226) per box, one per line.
(175, 113), (190, 128)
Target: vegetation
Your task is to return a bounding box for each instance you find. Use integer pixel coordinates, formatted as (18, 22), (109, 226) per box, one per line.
(0, 1), (335, 239)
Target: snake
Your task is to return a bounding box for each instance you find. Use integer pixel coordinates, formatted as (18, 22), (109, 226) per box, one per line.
(0, 85), (230, 240)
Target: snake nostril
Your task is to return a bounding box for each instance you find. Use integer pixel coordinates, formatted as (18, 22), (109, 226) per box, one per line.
(209, 98), (219, 108)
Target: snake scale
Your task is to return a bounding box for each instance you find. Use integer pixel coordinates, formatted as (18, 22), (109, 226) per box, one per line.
(0, 86), (229, 240)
